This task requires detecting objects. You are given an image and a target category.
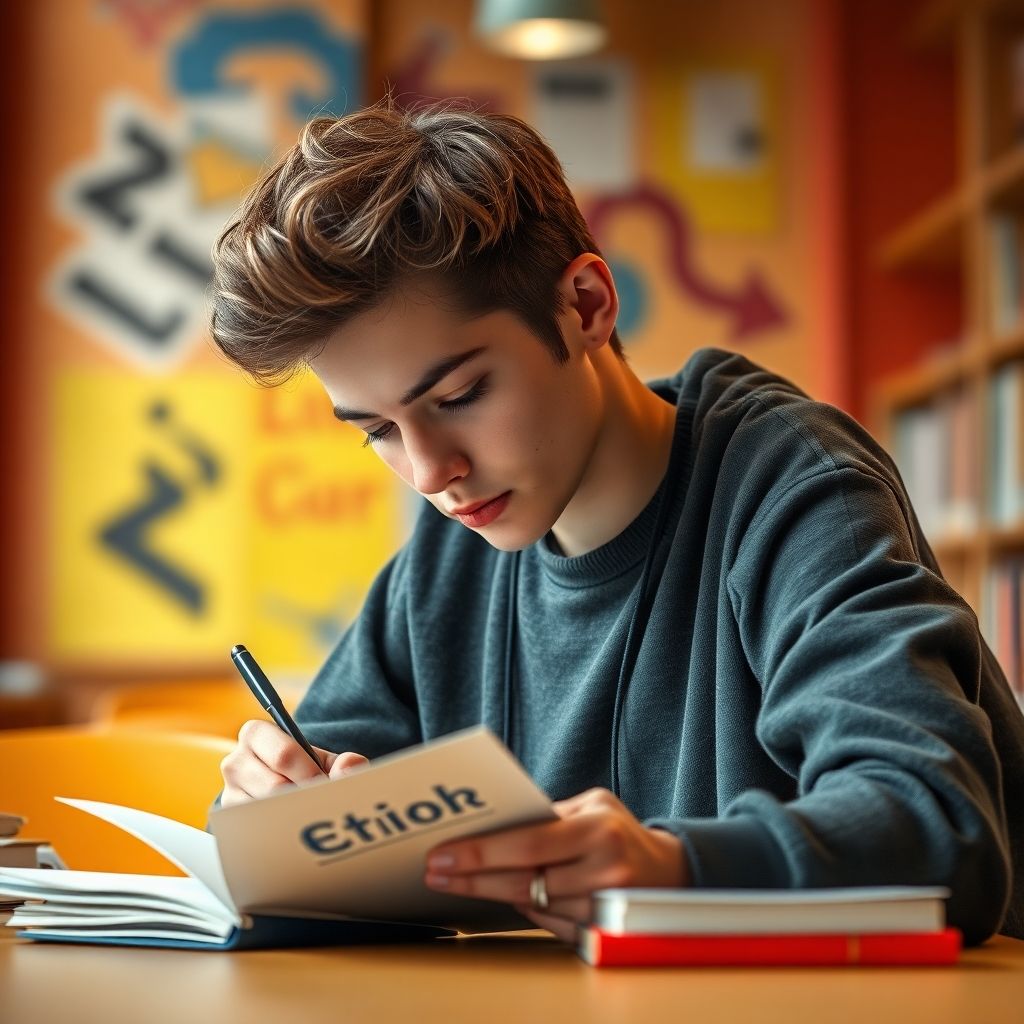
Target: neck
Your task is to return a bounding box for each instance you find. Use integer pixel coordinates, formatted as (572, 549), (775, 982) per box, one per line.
(551, 352), (677, 557)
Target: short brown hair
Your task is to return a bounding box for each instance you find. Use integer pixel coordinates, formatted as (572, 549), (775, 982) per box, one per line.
(209, 99), (622, 384)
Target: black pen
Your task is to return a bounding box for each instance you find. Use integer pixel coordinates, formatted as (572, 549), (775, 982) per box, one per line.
(230, 644), (327, 775)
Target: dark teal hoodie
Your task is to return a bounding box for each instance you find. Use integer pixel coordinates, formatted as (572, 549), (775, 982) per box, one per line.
(296, 347), (1024, 945)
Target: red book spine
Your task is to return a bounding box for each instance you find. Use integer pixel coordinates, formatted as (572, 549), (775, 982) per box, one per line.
(578, 928), (962, 967)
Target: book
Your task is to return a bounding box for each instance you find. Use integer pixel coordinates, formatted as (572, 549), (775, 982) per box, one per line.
(579, 887), (960, 967)
(0, 727), (555, 950)
(0, 813), (26, 838)
(577, 928), (962, 967)
(589, 886), (949, 935)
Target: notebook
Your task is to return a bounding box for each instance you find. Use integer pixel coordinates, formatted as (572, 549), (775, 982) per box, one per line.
(0, 727), (555, 950)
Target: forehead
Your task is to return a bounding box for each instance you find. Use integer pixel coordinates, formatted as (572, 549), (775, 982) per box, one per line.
(311, 283), (538, 408)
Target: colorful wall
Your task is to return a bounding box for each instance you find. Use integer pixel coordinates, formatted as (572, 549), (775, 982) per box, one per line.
(1, 0), (879, 700)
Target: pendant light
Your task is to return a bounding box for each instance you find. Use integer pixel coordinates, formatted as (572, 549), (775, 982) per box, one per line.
(475, 0), (608, 60)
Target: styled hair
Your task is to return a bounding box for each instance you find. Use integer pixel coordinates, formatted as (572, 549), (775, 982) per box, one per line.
(209, 99), (622, 384)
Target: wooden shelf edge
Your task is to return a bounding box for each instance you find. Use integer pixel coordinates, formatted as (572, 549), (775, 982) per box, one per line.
(873, 342), (983, 410)
(990, 323), (1024, 363)
(876, 187), (967, 271)
(910, 0), (1010, 49)
(991, 523), (1024, 550)
(983, 144), (1024, 202)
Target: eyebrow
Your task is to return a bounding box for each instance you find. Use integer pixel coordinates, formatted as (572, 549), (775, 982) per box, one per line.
(332, 346), (487, 422)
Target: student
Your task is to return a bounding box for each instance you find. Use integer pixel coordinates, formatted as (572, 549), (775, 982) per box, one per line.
(210, 100), (1024, 946)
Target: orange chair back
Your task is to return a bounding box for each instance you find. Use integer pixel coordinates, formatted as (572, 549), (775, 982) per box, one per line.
(0, 727), (232, 874)
(92, 678), (304, 740)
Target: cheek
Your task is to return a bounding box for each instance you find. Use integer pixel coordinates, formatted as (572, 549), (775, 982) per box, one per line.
(377, 445), (413, 485)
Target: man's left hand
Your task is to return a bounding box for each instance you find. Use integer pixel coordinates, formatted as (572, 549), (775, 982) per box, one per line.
(424, 787), (690, 942)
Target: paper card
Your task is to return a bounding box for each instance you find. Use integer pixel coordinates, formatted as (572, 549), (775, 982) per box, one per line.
(210, 727), (555, 929)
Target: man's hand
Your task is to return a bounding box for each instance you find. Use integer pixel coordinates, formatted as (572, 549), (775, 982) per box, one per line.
(424, 788), (690, 941)
(219, 719), (368, 807)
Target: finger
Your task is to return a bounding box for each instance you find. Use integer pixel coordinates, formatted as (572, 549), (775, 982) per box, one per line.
(221, 744), (294, 800)
(425, 854), (617, 904)
(552, 787), (624, 819)
(425, 867), (537, 905)
(325, 751), (370, 780)
(427, 816), (594, 874)
(239, 719), (324, 784)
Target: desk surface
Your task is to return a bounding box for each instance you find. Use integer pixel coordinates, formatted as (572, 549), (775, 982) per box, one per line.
(3, 930), (1023, 1024)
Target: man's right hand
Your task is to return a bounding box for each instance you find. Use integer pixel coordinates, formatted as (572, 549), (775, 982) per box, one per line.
(219, 719), (369, 807)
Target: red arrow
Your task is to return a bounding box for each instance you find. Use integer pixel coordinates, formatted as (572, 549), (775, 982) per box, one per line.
(585, 183), (788, 341)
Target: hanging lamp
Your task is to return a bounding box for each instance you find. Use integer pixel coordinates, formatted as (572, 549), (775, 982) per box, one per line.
(475, 0), (608, 60)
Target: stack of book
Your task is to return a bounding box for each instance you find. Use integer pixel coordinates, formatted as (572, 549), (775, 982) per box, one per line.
(0, 812), (65, 921)
(577, 887), (961, 967)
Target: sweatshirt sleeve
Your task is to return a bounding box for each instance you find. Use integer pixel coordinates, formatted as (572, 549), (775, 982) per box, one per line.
(654, 465), (1013, 946)
(292, 545), (422, 760)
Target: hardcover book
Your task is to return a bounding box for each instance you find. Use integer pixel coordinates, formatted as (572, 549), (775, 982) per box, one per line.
(579, 887), (960, 967)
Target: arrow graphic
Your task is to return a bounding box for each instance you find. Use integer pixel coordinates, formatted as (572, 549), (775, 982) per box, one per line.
(585, 183), (789, 340)
(98, 461), (204, 613)
(96, 399), (221, 614)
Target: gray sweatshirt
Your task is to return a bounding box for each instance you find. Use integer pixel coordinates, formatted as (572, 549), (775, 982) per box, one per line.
(295, 347), (1024, 945)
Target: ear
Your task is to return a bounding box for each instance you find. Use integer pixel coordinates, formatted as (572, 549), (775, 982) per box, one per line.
(557, 254), (619, 354)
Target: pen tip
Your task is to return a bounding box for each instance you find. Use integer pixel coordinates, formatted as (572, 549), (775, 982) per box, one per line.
(230, 644), (247, 657)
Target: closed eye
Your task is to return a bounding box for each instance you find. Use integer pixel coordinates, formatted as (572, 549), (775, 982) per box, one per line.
(439, 375), (490, 413)
(362, 423), (394, 447)
(361, 375), (491, 448)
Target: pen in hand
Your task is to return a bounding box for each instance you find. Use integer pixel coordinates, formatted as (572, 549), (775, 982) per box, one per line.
(230, 644), (328, 776)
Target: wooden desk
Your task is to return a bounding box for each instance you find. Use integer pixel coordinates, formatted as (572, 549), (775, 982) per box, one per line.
(2, 931), (1022, 1024)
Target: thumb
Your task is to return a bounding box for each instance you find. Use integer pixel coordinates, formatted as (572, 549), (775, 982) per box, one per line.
(324, 750), (370, 780)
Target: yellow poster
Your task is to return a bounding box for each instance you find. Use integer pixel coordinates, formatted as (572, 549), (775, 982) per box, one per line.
(51, 371), (249, 663)
(652, 55), (781, 235)
(51, 370), (403, 676)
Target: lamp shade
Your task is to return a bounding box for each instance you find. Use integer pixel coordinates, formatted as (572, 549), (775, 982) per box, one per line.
(475, 0), (608, 60)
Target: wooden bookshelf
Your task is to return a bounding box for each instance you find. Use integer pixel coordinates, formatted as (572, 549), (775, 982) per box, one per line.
(873, 0), (1024, 696)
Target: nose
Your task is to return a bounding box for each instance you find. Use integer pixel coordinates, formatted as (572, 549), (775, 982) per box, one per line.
(403, 426), (470, 495)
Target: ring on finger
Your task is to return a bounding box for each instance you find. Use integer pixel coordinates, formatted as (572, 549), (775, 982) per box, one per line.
(529, 869), (549, 911)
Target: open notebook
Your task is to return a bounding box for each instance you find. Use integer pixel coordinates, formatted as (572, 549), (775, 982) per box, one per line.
(0, 727), (555, 950)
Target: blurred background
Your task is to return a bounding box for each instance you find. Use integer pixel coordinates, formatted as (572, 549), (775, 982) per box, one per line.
(0, 0), (1021, 734)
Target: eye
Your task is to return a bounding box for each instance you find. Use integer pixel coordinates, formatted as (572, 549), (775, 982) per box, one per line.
(361, 423), (394, 448)
(440, 375), (490, 413)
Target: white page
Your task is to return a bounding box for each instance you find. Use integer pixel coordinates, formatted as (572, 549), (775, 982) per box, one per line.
(56, 798), (236, 914)
(592, 886), (951, 935)
(211, 727), (555, 929)
(0, 868), (235, 928)
(13, 908), (229, 934)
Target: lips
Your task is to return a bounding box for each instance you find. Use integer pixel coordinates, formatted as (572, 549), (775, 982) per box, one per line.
(449, 492), (511, 528)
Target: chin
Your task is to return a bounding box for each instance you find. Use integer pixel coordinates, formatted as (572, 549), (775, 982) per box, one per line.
(473, 517), (551, 553)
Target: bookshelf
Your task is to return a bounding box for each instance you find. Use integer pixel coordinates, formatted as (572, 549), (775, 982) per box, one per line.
(872, 0), (1024, 702)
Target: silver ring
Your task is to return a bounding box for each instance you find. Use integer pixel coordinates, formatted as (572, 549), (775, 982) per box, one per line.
(529, 869), (549, 910)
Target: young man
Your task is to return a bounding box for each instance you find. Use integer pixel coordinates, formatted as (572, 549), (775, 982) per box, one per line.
(210, 101), (1024, 945)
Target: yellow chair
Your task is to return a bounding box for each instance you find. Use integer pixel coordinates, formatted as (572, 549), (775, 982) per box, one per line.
(92, 678), (305, 740)
(0, 726), (233, 874)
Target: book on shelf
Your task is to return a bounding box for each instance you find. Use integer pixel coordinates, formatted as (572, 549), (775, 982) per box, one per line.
(578, 887), (961, 967)
(984, 557), (1024, 702)
(989, 211), (1024, 336)
(0, 727), (555, 951)
(990, 360), (1024, 528)
(892, 386), (979, 541)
